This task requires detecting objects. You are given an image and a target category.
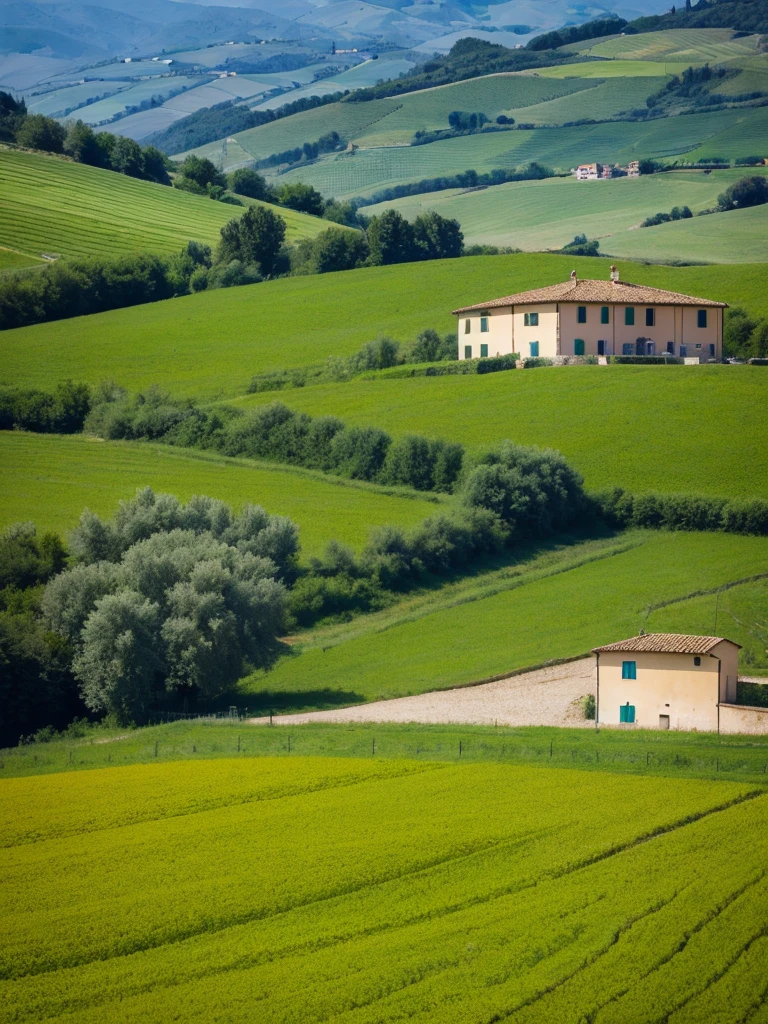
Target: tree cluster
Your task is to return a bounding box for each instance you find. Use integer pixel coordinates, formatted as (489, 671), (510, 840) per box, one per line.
(352, 164), (553, 209)
(527, 16), (627, 49)
(641, 205), (693, 227)
(594, 488), (768, 535)
(0, 381), (91, 433)
(717, 175), (768, 211)
(724, 307), (768, 360)
(254, 131), (346, 171)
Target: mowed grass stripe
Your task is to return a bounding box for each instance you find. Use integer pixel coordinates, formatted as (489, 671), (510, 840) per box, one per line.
(0, 149), (329, 259)
(0, 432), (441, 557)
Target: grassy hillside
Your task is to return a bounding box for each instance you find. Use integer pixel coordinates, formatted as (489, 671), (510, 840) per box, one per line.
(2, 755), (766, 1022)
(2, 255), (766, 401)
(0, 247), (43, 272)
(244, 532), (768, 705)
(234, 364), (768, 500)
(569, 27), (763, 63)
(363, 168), (768, 259)
(272, 107), (753, 199)
(0, 149), (328, 260)
(0, 432), (440, 557)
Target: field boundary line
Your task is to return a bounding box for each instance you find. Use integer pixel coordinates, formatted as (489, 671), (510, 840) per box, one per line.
(646, 572), (768, 613)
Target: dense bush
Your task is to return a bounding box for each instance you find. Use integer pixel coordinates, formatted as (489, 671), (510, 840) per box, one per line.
(367, 210), (463, 265)
(42, 489), (294, 722)
(527, 16), (626, 50)
(0, 381), (91, 433)
(717, 175), (768, 211)
(594, 488), (768, 536)
(642, 206), (692, 227)
(292, 227), (370, 275)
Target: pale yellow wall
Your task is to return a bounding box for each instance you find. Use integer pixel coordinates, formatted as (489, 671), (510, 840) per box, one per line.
(596, 649), (727, 731)
(457, 303), (723, 361)
(458, 308), (513, 360)
(720, 704), (768, 735)
(512, 303), (558, 358)
(712, 639), (739, 702)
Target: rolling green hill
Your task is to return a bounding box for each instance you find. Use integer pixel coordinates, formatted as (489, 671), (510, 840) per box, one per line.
(0, 432), (440, 558)
(568, 27), (763, 63)
(233, 364), (768, 500)
(0, 246), (44, 272)
(1, 255), (766, 401)
(0, 149), (328, 261)
(362, 168), (768, 260)
(244, 531), (768, 703)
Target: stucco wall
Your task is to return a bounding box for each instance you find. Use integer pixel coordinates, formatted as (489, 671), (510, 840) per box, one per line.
(458, 308), (514, 359)
(597, 650), (722, 731)
(513, 303), (558, 358)
(719, 704), (768, 735)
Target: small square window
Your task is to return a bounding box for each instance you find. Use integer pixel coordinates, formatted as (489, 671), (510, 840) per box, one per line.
(645, 308), (655, 327)
(694, 656), (701, 666)
(524, 312), (539, 327)
(577, 306), (587, 324)
(697, 309), (707, 328)
(480, 317), (489, 333)
(622, 660), (637, 680)
(464, 345), (472, 360)
(464, 319), (471, 334)
(480, 344), (488, 358)
(625, 307), (635, 326)
(529, 341), (539, 357)
(601, 306), (609, 325)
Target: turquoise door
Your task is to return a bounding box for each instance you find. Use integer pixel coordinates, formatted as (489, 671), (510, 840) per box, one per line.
(619, 703), (636, 723)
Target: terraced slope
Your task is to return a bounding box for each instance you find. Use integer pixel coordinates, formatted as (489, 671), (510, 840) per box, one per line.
(0, 149), (328, 260)
(569, 27), (762, 63)
(2, 754), (766, 1022)
(0, 432), (440, 558)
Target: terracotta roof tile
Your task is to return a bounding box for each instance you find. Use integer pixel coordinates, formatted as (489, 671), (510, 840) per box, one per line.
(592, 633), (740, 655)
(452, 279), (727, 314)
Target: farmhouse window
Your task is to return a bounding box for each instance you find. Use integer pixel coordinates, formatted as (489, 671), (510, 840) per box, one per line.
(464, 319), (471, 334)
(645, 308), (655, 327)
(577, 306), (587, 324)
(694, 657), (701, 666)
(480, 344), (488, 358)
(574, 339), (585, 356)
(598, 340), (605, 356)
(622, 661), (637, 680)
(622, 343), (633, 355)
(524, 312), (539, 326)
(625, 307), (635, 326)
(619, 704), (636, 724)
(601, 306), (609, 324)
(667, 342), (674, 354)
(710, 344), (715, 357)
(480, 317), (489, 333)
(464, 345), (472, 359)
(697, 309), (708, 328)
(529, 341), (539, 357)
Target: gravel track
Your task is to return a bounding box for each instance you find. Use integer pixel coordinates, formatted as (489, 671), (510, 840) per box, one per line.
(247, 658), (596, 728)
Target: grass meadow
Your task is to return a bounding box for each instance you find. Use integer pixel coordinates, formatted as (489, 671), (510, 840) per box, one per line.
(242, 531), (768, 707)
(0, 247), (43, 272)
(2, 254), (766, 401)
(0, 149), (327, 260)
(1, 752), (766, 1022)
(568, 28), (763, 64)
(0, 432), (441, 557)
(362, 167), (768, 258)
(234, 364), (768, 499)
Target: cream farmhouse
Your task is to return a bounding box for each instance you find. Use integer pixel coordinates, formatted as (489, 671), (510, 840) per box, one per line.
(453, 269), (726, 361)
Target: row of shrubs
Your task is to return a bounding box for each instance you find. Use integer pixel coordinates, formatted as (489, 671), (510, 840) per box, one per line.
(0, 381), (91, 433)
(594, 488), (768, 536)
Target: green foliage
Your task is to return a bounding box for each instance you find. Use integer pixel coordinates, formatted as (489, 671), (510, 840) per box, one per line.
(15, 113), (66, 153)
(642, 205), (693, 226)
(277, 182), (325, 216)
(0, 90), (26, 143)
(352, 163), (554, 209)
(227, 167), (270, 200)
(217, 204), (287, 277)
(177, 154), (226, 191)
(717, 174), (768, 210)
(0, 522), (66, 591)
(43, 489), (293, 721)
(559, 233), (600, 256)
(594, 487), (768, 535)
(528, 15), (627, 50)
(293, 227), (369, 275)
(447, 110), (489, 130)
(367, 209), (464, 265)
(724, 306), (758, 358)
(0, 380), (90, 433)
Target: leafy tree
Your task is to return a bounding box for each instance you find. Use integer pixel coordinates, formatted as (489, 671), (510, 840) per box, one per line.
(410, 328), (443, 363)
(329, 426), (391, 480)
(322, 199), (359, 227)
(354, 336), (401, 370)
(296, 227), (369, 274)
(0, 523), (66, 591)
(412, 211), (464, 260)
(217, 205), (287, 277)
(638, 158), (663, 175)
(178, 154), (226, 189)
(94, 131), (117, 167)
(142, 145), (171, 185)
(0, 91), (26, 143)
(717, 175), (768, 211)
(278, 182), (325, 215)
(16, 114), (66, 153)
(749, 319), (768, 359)
(228, 167), (270, 199)
(63, 120), (102, 165)
(110, 136), (145, 178)
(724, 307), (757, 358)
(366, 210), (415, 265)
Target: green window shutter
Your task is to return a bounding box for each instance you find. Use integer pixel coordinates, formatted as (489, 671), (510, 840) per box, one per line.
(574, 339), (585, 356)
(622, 660), (636, 680)
(524, 313), (530, 326)
(698, 309), (707, 328)
(628, 705), (635, 723)
(601, 306), (609, 325)
(530, 342), (539, 357)
(625, 307), (635, 326)
(531, 312), (538, 326)
(577, 306), (587, 324)
(619, 703), (636, 723)
(464, 345), (472, 359)
(480, 344), (488, 358)
(480, 317), (489, 333)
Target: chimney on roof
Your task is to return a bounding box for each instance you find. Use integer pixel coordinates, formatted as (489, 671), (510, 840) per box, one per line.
(610, 265), (619, 284)
(570, 269), (577, 284)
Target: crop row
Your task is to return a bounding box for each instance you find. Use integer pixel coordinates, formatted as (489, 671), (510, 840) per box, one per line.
(0, 765), (764, 1022)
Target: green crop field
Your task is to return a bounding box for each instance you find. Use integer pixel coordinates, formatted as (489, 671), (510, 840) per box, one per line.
(1, 753), (767, 1023)
(272, 108), (746, 199)
(3, 254), (766, 401)
(244, 531), (768, 704)
(363, 168), (768, 258)
(0, 432), (440, 557)
(235, 362), (768, 499)
(502, 75), (668, 126)
(532, 59), (695, 79)
(570, 27), (762, 64)
(0, 149), (328, 260)
(0, 246), (43, 272)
